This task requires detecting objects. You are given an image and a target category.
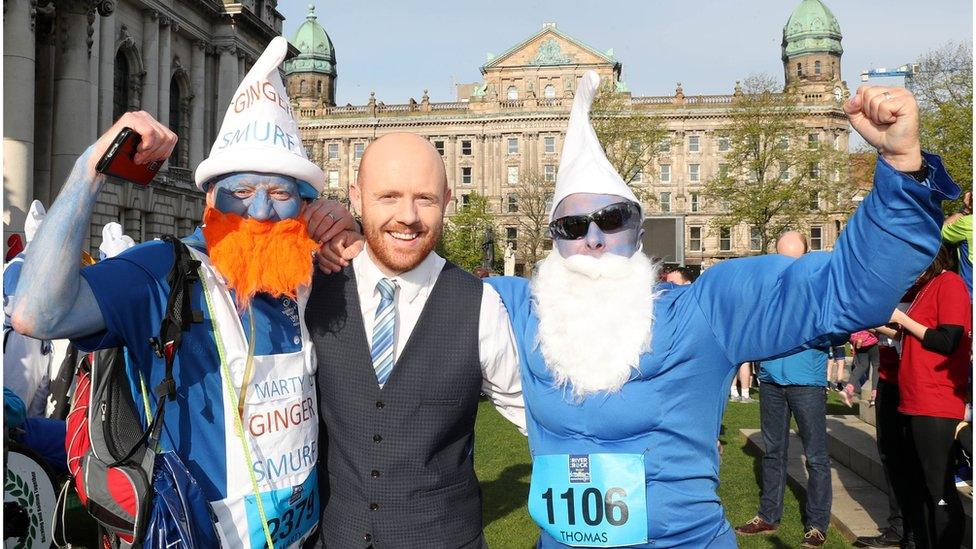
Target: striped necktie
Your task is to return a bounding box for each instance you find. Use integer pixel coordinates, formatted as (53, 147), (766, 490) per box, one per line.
(372, 278), (398, 387)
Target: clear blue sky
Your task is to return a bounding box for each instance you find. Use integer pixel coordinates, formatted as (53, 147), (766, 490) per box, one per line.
(280, 0), (972, 107)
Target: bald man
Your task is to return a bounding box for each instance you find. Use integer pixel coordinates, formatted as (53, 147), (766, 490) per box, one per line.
(736, 230), (832, 540)
(304, 133), (525, 548)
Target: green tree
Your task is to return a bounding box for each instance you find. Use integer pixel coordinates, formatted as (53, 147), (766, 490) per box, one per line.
(591, 79), (669, 202)
(913, 41), (972, 205)
(702, 74), (851, 254)
(439, 192), (500, 272)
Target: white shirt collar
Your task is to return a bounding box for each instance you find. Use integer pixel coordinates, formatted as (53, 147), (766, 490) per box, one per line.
(353, 246), (445, 305)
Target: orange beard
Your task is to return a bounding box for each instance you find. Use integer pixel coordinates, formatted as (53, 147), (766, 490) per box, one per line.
(202, 207), (319, 310)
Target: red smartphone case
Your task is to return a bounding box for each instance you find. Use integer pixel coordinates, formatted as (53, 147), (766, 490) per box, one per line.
(95, 128), (163, 186)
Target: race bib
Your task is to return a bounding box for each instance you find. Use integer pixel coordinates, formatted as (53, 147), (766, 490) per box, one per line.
(528, 453), (647, 547)
(244, 470), (318, 549)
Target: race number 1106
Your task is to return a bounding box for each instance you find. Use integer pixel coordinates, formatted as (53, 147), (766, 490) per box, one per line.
(540, 487), (629, 527)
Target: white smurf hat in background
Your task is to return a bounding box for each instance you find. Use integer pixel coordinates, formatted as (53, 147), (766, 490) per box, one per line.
(99, 222), (136, 259)
(194, 36), (323, 198)
(549, 70), (640, 221)
(24, 200), (46, 244)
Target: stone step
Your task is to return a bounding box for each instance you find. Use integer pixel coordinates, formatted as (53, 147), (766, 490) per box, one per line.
(741, 428), (889, 542)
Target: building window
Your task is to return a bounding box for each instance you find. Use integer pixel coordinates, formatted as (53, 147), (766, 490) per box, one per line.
(808, 162), (820, 180)
(778, 135), (789, 149)
(814, 60), (822, 75)
(689, 227), (702, 252)
(461, 140), (472, 155)
(461, 167), (472, 185)
(633, 170), (643, 184)
(719, 227), (732, 251)
(779, 164), (790, 181)
(747, 169), (759, 184)
(808, 133), (819, 149)
(749, 226), (762, 251)
(327, 143), (339, 160)
(459, 193), (471, 209)
(796, 62), (802, 77)
(544, 136), (556, 154)
(688, 135), (700, 153)
(328, 170), (339, 189)
(317, 81), (323, 94)
(507, 137), (518, 155)
(113, 50), (130, 120)
(507, 166), (519, 185)
(690, 193), (700, 213)
(433, 140), (445, 156)
(660, 192), (671, 213)
(660, 164), (671, 183)
(809, 190), (820, 211)
(659, 137), (671, 153)
(544, 164), (555, 182)
(168, 77), (185, 167)
(810, 226), (823, 250)
(300, 80), (308, 94)
(717, 136), (730, 152)
(507, 194), (518, 213)
(354, 142), (365, 160)
(718, 163), (729, 179)
(507, 86), (518, 100)
(353, 168), (359, 183)
(506, 227), (518, 249)
(544, 84), (556, 99)
(689, 164), (700, 182)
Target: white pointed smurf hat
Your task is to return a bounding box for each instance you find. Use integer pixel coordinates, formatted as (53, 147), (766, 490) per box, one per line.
(550, 70), (640, 221)
(99, 222), (135, 259)
(24, 200), (45, 244)
(195, 36), (323, 198)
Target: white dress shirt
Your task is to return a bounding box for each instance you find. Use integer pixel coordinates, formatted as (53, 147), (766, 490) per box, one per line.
(353, 247), (526, 432)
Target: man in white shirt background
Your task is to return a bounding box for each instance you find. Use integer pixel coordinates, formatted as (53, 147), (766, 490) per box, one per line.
(305, 133), (524, 548)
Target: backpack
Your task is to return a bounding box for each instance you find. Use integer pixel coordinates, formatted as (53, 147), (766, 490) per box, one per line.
(55, 235), (218, 549)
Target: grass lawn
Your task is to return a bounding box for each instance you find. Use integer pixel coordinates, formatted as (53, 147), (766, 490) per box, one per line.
(474, 389), (863, 548)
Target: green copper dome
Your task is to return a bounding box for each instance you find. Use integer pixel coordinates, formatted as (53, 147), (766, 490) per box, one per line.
(781, 0), (842, 59)
(284, 5), (336, 76)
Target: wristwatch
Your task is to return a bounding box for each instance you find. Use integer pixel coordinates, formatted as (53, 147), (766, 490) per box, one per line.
(900, 157), (929, 183)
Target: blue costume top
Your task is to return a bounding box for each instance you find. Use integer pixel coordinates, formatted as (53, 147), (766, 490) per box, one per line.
(486, 153), (956, 548)
(758, 348), (829, 387)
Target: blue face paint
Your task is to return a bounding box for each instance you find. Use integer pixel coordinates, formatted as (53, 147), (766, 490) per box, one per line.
(208, 172), (304, 221)
(552, 193), (644, 259)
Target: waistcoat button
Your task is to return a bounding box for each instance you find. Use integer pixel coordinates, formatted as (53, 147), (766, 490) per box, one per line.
(371, 470), (381, 478)
(373, 434), (382, 443)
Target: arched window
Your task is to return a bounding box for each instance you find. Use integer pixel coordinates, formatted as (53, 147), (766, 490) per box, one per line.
(796, 62), (802, 77)
(507, 86), (518, 100)
(113, 50), (130, 120)
(300, 80), (308, 94)
(169, 76), (184, 167)
(814, 60), (821, 75)
(544, 84), (555, 99)
(316, 81), (322, 94)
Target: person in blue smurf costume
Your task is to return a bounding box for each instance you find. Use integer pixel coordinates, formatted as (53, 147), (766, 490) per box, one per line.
(485, 70), (958, 548)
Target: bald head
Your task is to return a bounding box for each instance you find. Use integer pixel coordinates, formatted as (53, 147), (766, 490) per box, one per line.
(776, 231), (808, 258)
(357, 133), (447, 193)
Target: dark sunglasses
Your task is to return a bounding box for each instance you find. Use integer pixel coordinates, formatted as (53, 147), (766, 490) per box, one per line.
(549, 202), (641, 240)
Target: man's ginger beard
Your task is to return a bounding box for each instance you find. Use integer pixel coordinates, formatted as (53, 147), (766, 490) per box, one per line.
(531, 250), (660, 400)
(362, 215), (441, 273)
(202, 207), (318, 309)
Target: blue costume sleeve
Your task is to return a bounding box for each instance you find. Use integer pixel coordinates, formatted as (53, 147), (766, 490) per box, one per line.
(72, 241), (173, 353)
(484, 276), (531, 326)
(693, 152), (959, 365)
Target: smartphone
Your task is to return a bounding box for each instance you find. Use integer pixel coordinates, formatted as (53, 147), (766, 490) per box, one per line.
(95, 127), (164, 186)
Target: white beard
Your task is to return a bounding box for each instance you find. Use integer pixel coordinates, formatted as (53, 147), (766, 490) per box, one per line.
(531, 251), (660, 401)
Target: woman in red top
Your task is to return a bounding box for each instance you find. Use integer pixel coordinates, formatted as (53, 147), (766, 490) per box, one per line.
(893, 245), (971, 548)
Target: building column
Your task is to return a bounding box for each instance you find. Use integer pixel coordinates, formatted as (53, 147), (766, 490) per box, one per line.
(237, 50), (246, 81)
(157, 16), (172, 128)
(3, 0), (37, 236)
(216, 45), (238, 127)
(97, 5), (116, 133)
(34, 26), (55, 208)
(189, 40), (207, 168)
(89, 15), (100, 142)
(51, 1), (94, 200)
(141, 9), (159, 117)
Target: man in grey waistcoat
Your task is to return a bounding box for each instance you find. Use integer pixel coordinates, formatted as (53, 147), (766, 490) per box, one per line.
(305, 133), (526, 548)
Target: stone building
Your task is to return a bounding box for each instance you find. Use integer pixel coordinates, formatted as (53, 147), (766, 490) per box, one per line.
(289, 0), (853, 274)
(3, 0), (287, 252)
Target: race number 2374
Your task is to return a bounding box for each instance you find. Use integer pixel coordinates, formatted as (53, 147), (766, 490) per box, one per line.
(528, 454), (647, 547)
